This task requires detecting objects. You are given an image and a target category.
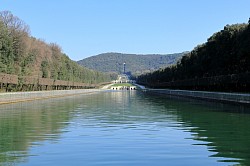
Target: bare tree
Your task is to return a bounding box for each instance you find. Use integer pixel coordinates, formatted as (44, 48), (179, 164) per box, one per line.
(0, 10), (30, 35)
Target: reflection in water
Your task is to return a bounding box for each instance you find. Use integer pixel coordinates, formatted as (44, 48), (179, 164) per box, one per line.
(0, 91), (250, 165)
(175, 101), (250, 165)
(145, 94), (250, 165)
(0, 97), (77, 165)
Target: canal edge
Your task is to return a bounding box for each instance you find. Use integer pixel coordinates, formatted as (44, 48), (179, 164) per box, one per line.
(0, 89), (108, 105)
(143, 89), (250, 106)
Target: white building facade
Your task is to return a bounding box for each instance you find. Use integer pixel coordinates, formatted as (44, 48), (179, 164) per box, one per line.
(112, 74), (135, 84)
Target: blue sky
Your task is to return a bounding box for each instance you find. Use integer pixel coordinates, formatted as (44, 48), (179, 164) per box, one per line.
(0, 0), (249, 60)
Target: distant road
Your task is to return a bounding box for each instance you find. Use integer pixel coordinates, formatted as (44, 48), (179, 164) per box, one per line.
(134, 83), (146, 90)
(101, 83), (114, 89)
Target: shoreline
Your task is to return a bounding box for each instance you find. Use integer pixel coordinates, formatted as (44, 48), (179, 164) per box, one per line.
(2, 87), (250, 106)
(143, 89), (250, 106)
(0, 89), (106, 105)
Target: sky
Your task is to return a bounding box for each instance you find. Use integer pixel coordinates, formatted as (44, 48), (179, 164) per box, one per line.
(0, 0), (249, 61)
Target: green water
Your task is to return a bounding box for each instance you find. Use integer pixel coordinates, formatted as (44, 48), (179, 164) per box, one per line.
(0, 91), (250, 166)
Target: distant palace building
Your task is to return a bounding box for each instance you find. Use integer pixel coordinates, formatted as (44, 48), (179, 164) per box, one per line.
(111, 73), (136, 90)
(111, 74), (136, 90)
(112, 74), (135, 84)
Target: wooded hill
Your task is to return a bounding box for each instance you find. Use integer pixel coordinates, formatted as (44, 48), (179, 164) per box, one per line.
(77, 52), (184, 76)
(0, 11), (113, 90)
(137, 19), (250, 92)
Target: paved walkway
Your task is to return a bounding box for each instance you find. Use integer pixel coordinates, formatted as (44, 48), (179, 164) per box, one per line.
(0, 89), (103, 105)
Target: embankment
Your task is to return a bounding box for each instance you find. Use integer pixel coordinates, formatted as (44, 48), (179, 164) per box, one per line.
(0, 89), (105, 105)
(144, 89), (250, 105)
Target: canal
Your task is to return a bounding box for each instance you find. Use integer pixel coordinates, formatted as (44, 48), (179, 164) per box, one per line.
(0, 91), (250, 165)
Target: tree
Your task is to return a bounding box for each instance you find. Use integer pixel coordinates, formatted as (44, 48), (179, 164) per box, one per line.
(0, 11), (30, 35)
(137, 20), (250, 92)
(0, 18), (15, 73)
(41, 61), (49, 78)
(0, 11), (30, 68)
(0, 10), (113, 85)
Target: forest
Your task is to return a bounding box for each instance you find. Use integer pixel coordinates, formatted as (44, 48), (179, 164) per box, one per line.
(77, 52), (184, 76)
(0, 11), (113, 91)
(137, 19), (250, 92)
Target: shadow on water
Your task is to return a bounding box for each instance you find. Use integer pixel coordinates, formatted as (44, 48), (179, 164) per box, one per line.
(0, 91), (250, 165)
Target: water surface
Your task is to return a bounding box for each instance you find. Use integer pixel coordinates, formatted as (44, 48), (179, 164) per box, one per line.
(0, 91), (250, 165)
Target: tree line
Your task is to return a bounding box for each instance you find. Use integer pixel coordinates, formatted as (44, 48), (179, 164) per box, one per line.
(137, 19), (250, 92)
(0, 72), (112, 92)
(0, 11), (113, 91)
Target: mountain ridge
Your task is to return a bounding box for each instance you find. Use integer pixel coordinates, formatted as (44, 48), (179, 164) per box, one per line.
(77, 52), (185, 76)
